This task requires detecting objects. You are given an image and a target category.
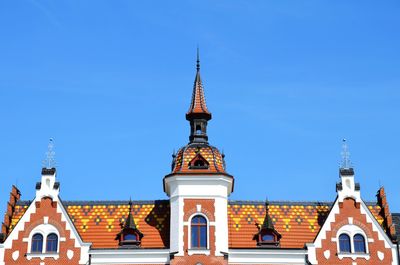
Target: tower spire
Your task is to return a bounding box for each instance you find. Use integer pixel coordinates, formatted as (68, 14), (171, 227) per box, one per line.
(186, 49), (212, 143)
(196, 46), (200, 71)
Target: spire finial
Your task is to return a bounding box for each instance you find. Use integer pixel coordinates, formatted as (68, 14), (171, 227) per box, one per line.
(341, 139), (352, 169)
(43, 138), (56, 169)
(196, 46), (200, 71)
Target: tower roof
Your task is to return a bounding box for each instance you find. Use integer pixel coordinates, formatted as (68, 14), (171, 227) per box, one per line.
(186, 50), (212, 121)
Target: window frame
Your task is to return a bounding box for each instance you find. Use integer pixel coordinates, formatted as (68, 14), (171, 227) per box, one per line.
(338, 233), (352, 253)
(335, 224), (370, 258)
(353, 233), (367, 253)
(46, 233), (59, 253)
(188, 213), (210, 250)
(26, 224), (61, 257)
(31, 233), (44, 253)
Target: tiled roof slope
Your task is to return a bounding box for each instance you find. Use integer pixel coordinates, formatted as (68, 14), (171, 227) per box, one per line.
(172, 143), (225, 173)
(10, 200), (170, 249)
(393, 213), (400, 241)
(228, 200), (384, 249)
(9, 199), (385, 249)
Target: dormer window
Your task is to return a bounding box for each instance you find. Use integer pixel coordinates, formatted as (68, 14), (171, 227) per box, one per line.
(256, 200), (281, 248)
(261, 232), (275, 242)
(118, 200), (143, 248)
(189, 153), (209, 169)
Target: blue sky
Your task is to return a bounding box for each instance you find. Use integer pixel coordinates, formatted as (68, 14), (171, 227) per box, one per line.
(0, 1), (399, 213)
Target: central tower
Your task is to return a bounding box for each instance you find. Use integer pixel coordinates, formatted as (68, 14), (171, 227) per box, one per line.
(164, 53), (234, 265)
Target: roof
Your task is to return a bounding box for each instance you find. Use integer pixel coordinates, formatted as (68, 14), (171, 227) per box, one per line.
(8, 200), (384, 249)
(171, 143), (226, 174)
(186, 61), (211, 120)
(228, 200), (384, 249)
(393, 213), (400, 241)
(10, 200), (170, 249)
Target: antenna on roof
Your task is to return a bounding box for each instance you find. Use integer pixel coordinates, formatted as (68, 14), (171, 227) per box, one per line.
(43, 138), (56, 169)
(340, 139), (352, 169)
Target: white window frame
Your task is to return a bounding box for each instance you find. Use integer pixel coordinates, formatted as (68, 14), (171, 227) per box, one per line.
(334, 224), (371, 260)
(24, 223), (63, 260)
(187, 213), (210, 256)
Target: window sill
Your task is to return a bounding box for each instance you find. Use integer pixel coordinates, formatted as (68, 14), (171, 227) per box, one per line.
(26, 253), (59, 260)
(337, 252), (370, 260)
(188, 249), (210, 256)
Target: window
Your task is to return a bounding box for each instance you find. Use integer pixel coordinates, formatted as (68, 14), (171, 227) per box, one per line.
(31, 233), (43, 253)
(195, 125), (202, 134)
(124, 233), (138, 241)
(339, 234), (351, 253)
(261, 233), (275, 242)
(46, 233), (58, 253)
(191, 215), (207, 249)
(353, 234), (366, 253)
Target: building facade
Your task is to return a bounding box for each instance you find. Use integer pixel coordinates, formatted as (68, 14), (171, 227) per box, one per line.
(0, 58), (399, 265)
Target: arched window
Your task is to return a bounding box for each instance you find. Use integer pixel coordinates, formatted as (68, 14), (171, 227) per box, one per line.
(353, 234), (366, 253)
(191, 215), (207, 249)
(339, 234), (351, 253)
(46, 233), (58, 253)
(31, 233), (43, 253)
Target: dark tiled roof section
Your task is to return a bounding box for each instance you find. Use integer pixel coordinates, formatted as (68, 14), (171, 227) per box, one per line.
(393, 213), (400, 240)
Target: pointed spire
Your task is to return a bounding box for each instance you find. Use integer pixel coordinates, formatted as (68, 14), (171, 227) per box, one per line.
(196, 46), (200, 71)
(262, 199), (275, 230)
(124, 199), (137, 230)
(186, 49), (212, 120)
(340, 139), (352, 169)
(42, 138), (56, 169)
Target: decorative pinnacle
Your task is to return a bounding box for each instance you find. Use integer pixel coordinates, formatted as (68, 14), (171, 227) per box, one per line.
(341, 139), (352, 169)
(196, 47), (200, 71)
(43, 138), (56, 169)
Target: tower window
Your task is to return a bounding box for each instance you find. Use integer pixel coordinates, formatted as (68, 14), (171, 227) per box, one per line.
(353, 234), (366, 253)
(31, 233), (43, 253)
(46, 233), (58, 253)
(195, 125), (202, 134)
(339, 234), (351, 253)
(189, 153), (209, 169)
(191, 215), (207, 249)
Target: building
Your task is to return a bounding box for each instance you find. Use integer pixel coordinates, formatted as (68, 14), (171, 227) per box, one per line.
(0, 56), (399, 265)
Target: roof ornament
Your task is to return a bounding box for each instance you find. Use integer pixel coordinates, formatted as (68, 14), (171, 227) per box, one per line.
(43, 138), (56, 169)
(196, 46), (200, 71)
(340, 139), (352, 169)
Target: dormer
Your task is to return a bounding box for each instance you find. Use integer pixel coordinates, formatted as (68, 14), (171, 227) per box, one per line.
(117, 201), (143, 248)
(255, 201), (281, 247)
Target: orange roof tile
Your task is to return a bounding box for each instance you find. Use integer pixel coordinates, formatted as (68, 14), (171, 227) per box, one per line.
(228, 200), (383, 249)
(10, 200), (169, 249)
(186, 68), (211, 118)
(9, 200), (384, 250)
(171, 143), (226, 174)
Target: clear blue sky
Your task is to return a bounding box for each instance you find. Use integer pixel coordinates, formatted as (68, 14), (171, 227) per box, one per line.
(1, 1), (399, 213)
